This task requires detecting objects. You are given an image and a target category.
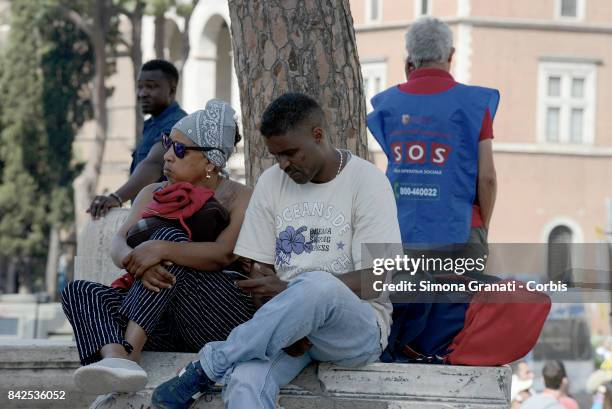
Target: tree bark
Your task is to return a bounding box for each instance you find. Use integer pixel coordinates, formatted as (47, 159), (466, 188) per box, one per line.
(228, 0), (368, 186)
(0, 255), (6, 293)
(154, 12), (165, 59)
(5, 257), (18, 293)
(128, 1), (145, 146)
(176, 0), (199, 77)
(44, 226), (60, 298)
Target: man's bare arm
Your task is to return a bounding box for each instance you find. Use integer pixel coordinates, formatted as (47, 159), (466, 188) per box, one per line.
(335, 268), (381, 300)
(88, 142), (166, 218)
(477, 139), (497, 229)
(116, 141), (166, 202)
(236, 261), (381, 301)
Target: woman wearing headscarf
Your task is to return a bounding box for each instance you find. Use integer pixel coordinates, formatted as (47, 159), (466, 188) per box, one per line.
(61, 100), (255, 395)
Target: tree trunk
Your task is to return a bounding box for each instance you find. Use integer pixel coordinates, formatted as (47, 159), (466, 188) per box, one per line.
(0, 255), (6, 293)
(175, 0), (199, 78)
(5, 257), (18, 293)
(154, 12), (165, 59)
(130, 2), (144, 146)
(74, 22), (108, 232)
(18, 258), (32, 294)
(228, 0), (368, 186)
(44, 226), (60, 298)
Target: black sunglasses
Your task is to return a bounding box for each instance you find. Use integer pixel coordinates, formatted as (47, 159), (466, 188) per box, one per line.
(162, 132), (222, 159)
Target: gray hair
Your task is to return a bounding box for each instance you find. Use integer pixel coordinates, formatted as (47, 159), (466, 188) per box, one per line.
(405, 17), (453, 69)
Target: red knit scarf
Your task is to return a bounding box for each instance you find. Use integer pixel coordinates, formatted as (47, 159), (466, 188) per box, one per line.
(142, 182), (214, 240)
(110, 182), (214, 290)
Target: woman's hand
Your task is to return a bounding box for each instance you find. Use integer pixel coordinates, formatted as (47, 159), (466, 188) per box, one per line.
(122, 240), (167, 278)
(140, 264), (176, 293)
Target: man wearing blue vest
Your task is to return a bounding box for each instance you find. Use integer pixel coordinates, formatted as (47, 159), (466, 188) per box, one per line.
(367, 17), (498, 251)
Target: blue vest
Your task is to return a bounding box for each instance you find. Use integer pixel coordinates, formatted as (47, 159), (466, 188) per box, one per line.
(367, 84), (499, 245)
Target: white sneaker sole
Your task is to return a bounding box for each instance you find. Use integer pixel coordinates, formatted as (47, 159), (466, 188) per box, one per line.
(74, 364), (148, 395)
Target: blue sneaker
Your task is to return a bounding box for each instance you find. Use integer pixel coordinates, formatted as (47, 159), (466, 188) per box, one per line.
(151, 360), (215, 409)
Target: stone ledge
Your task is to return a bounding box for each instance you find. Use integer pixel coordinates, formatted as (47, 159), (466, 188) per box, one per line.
(0, 340), (510, 409)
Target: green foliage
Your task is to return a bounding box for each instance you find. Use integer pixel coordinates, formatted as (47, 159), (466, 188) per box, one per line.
(0, 1), (48, 261)
(175, 0), (199, 18)
(143, 0), (197, 19)
(39, 9), (94, 226)
(0, 1), (93, 265)
(145, 0), (174, 16)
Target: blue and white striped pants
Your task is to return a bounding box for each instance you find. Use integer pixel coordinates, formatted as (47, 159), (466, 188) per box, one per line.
(61, 227), (255, 365)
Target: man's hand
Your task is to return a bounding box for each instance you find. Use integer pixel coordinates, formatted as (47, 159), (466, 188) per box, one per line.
(241, 265), (311, 357)
(87, 194), (121, 219)
(122, 240), (166, 278)
(140, 264), (175, 292)
(236, 263), (287, 303)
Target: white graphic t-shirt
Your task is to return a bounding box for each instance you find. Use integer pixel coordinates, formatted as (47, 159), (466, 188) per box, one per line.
(234, 155), (402, 349)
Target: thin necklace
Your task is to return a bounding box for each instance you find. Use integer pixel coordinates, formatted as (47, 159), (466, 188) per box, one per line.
(335, 148), (343, 176)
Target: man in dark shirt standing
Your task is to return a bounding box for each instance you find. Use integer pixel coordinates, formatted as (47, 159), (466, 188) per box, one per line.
(88, 59), (187, 218)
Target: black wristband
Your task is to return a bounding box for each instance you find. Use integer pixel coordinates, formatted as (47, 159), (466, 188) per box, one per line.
(109, 192), (123, 206)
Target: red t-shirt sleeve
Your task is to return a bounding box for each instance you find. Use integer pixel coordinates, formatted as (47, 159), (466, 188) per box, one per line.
(479, 108), (494, 141)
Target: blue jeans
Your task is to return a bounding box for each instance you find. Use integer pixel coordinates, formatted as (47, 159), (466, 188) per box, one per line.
(198, 270), (382, 409)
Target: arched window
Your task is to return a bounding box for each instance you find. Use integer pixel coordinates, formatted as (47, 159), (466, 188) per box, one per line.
(547, 225), (573, 283)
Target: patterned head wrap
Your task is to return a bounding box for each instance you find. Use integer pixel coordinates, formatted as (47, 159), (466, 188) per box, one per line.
(172, 99), (237, 169)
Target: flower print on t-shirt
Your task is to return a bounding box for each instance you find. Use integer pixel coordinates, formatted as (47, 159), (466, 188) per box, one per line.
(275, 226), (313, 267)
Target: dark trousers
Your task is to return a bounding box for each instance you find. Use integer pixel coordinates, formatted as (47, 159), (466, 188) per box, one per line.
(62, 227), (255, 365)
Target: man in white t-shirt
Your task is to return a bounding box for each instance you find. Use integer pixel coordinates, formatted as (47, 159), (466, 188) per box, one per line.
(152, 93), (402, 409)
